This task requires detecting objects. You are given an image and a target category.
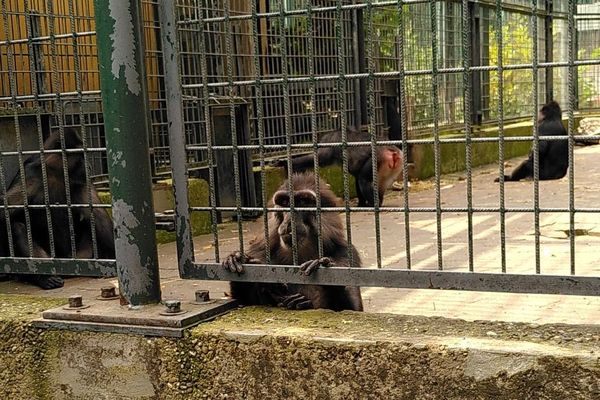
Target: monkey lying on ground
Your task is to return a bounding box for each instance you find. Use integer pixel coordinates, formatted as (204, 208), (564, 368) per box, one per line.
(0, 128), (115, 289)
(274, 127), (403, 207)
(496, 100), (568, 182)
(222, 172), (363, 311)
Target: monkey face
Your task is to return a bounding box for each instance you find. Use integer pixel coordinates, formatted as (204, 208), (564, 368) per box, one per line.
(272, 189), (319, 249)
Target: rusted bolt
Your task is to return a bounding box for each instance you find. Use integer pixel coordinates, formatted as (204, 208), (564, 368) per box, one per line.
(164, 300), (181, 314)
(100, 286), (116, 298)
(68, 295), (83, 308)
(195, 290), (210, 302)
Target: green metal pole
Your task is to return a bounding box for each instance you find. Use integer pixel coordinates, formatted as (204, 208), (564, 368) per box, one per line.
(93, 0), (161, 305)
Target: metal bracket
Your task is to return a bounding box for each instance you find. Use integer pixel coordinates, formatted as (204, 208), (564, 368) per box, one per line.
(32, 296), (238, 338)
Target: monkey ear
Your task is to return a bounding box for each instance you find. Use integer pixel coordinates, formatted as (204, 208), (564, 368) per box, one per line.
(273, 191), (290, 207)
(294, 189), (317, 207)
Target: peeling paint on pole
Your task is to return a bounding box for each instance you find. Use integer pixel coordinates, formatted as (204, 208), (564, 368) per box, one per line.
(108, 0), (141, 95)
(94, 0), (161, 305)
(112, 199), (155, 296)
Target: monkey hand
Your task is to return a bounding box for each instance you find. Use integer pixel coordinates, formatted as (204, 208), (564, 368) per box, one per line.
(299, 257), (332, 276)
(222, 251), (256, 275)
(278, 293), (313, 310)
(494, 175), (510, 183)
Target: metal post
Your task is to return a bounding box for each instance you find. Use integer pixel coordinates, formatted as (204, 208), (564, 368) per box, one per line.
(158, 0), (195, 277)
(544, 0), (554, 102)
(94, 0), (161, 305)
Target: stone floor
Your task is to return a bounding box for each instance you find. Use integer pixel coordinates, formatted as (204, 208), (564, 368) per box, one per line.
(2, 144), (600, 325)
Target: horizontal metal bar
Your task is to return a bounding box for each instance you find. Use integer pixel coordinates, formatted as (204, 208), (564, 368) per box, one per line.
(181, 60), (600, 90)
(189, 206), (600, 213)
(185, 134), (600, 152)
(0, 90), (101, 103)
(0, 147), (107, 157)
(0, 203), (111, 210)
(0, 258), (116, 276)
(0, 30), (95, 46)
(180, 0), (434, 25)
(185, 263), (600, 296)
(178, 0), (550, 25)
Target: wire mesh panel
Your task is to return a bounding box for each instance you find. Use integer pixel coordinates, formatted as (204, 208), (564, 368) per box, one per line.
(159, 0), (600, 298)
(0, 0), (116, 284)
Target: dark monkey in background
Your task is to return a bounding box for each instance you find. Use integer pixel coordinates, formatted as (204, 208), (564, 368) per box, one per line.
(0, 128), (115, 289)
(496, 101), (568, 182)
(276, 127), (403, 207)
(223, 172), (363, 311)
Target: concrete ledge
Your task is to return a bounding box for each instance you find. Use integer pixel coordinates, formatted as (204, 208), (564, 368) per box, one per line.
(1, 295), (599, 399)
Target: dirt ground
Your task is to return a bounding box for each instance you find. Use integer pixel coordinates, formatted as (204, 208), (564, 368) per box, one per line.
(2, 144), (600, 325)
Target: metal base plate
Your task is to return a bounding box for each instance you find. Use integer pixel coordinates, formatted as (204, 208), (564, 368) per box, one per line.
(32, 298), (238, 337)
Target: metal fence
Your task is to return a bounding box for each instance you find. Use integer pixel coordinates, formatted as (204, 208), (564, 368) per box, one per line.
(1, 0), (600, 306)
(162, 0), (600, 296)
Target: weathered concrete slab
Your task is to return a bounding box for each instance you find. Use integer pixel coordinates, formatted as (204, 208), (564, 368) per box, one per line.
(0, 296), (599, 399)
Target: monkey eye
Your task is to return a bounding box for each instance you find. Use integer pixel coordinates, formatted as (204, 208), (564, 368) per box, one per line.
(294, 190), (317, 208)
(273, 191), (289, 207)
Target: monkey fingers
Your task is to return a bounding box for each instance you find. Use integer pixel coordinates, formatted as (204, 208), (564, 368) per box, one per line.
(279, 293), (313, 310)
(222, 251), (253, 274)
(299, 256), (332, 276)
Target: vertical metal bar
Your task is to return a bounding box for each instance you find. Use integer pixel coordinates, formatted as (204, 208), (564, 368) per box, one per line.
(462, 0), (473, 272)
(365, 0), (382, 268)
(336, 0), (353, 266)
(47, 0), (78, 258)
(471, 4), (483, 124)
(196, 8), (221, 263)
(567, 0), (576, 274)
(351, 7), (363, 128)
(23, 0), (56, 258)
(396, 0), (411, 269)
(223, 0), (245, 251)
(250, 0), (270, 263)
(531, 0), (541, 274)
(67, 0), (100, 259)
(356, 7), (367, 126)
(431, 0), (443, 270)
(278, 0), (298, 266)
(28, 11), (46, 97)
(94, 0), (161, 305)
(308, 1), (323, 261)
(495, 0), (507, 273)
(544, 0), (554, 102)
(1, 0), (33, 257)
(158, 0), (195, 276)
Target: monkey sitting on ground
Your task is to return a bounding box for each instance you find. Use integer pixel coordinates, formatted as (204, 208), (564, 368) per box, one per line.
(496, 100), (568, 182)
(0, 128), (115, 289)
(222, 172), (364, 311)
(274, 127), (403, 207)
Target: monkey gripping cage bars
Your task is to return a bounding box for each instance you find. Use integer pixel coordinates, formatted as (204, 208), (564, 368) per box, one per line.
(1, 0), (600, 307)
(158, 0), (600, 297)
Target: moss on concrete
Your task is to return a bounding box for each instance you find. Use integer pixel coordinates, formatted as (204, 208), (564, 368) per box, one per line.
(0, 297), (599, 399)
(97, 179), (210, 244)
(154, 178), (211, 244)
(412, 124), (533, 180)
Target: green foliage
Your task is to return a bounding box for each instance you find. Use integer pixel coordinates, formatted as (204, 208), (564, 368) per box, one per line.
(488, 14), (534, 119)
(578, 47), (600, 108)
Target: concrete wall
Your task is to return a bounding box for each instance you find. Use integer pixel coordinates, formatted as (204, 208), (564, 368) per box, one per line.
(1, 294), (599, 399)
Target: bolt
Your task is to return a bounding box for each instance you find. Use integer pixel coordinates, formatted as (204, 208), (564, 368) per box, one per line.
(195, 290), (210, 302)
(68, 295), (83, 308)
(100, 286), (116, 298)
(164, 300), (181, 314)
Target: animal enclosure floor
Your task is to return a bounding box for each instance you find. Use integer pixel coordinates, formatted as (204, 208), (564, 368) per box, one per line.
(3, 144), (600, 326)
